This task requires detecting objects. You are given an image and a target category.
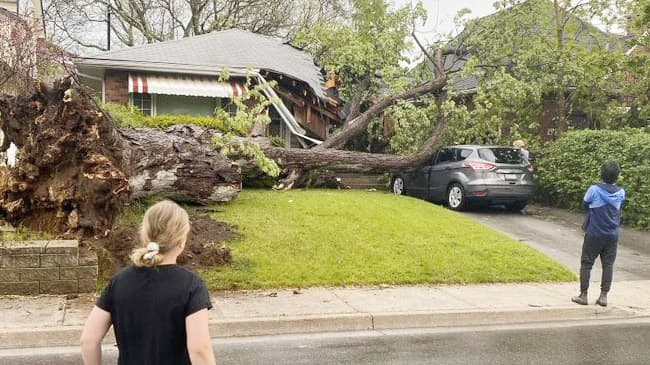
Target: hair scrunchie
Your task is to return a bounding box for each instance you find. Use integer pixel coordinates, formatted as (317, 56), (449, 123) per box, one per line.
(143, 242), (160, 261)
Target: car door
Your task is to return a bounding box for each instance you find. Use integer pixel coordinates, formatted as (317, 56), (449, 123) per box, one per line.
(427, 148), (456, 202)
(408, 155), (436, 199)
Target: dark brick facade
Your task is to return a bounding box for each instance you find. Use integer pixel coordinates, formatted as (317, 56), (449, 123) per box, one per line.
(105, 70), (129, 106)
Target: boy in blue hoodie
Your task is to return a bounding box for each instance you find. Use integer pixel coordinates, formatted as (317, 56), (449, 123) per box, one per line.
(572, 161), (626, 307)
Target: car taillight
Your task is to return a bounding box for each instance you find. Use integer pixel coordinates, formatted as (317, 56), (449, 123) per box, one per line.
(527, 163), (534, 172)
(463, 161), (497, 171)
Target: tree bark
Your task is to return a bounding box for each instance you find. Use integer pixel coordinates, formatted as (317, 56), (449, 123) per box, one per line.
(120, 126), (241, 203)
(344, 74), (371, 123)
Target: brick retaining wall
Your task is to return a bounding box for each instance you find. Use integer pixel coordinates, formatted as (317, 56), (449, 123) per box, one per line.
(0, 240), (98, 295)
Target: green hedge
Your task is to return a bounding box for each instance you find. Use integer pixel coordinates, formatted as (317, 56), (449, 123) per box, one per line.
(535, 129), (650, 228)
(103, 103), (244, 134)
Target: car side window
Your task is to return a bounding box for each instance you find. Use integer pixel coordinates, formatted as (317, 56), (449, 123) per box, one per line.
(457, 149), (472, 161)
(435, 148), (455, 164)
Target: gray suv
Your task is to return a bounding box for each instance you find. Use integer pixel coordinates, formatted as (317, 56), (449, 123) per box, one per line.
(391, 145), (535, 211)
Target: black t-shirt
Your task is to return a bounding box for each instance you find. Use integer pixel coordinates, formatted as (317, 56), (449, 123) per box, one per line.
(96, 265), (212, 365)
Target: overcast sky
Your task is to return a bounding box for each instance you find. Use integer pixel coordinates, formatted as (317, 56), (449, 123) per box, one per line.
(395, 0), (498, 40)
(395, 0), (622, 36)
(392, 0), (498, 64)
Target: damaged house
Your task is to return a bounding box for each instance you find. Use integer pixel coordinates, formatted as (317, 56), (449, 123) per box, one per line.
(75, 29), (343, 147)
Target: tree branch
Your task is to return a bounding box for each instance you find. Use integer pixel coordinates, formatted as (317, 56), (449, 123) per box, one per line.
(317, 49), (447, 150)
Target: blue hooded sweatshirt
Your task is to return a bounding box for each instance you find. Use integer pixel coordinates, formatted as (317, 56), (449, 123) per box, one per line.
(582, 183), (626, 239)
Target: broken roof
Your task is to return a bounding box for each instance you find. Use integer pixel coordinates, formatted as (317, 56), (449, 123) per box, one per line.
(76, 29), (327, 100)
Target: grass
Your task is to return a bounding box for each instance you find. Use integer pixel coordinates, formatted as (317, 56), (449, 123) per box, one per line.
(200, 189), (576, 290)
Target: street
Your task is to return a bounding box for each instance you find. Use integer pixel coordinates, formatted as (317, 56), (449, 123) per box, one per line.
(2, 318), (650, 364)
(464, 205), (650, 281)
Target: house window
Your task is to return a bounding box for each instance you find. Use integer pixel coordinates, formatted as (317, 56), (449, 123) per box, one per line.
(216, 98), (238, 117)
(131, 93), (153, 115)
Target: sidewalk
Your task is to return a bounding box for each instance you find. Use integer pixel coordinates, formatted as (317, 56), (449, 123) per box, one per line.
(2, 280), (650, 349)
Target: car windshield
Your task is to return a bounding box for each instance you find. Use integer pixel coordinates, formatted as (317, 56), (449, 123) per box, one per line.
(478, 148), (524, 164)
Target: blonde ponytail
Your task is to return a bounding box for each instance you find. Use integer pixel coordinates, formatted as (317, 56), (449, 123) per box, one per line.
(130, 200), (190, 268)
(130, 247), (165, 267)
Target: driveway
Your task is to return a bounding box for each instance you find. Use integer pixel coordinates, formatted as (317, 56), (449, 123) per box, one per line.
(464, 205), (650, 282)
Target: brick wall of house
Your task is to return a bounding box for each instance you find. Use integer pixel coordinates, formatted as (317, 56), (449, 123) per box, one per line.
(0, 240), (98, 295)
(105, 69), (129, 106)
(538, 99), (561, 142)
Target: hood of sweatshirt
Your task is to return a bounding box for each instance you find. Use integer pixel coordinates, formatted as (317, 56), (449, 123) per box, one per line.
(593, 184), (625, 210)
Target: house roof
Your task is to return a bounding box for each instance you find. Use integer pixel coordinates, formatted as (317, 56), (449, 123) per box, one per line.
(76, 29), (327, 100)
(442, 54), (478, 94)
(0, 6), (23, 23)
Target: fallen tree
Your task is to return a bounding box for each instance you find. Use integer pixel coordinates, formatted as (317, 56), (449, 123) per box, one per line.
(0, 78), (241, 236)
(0, 51), (448, 236)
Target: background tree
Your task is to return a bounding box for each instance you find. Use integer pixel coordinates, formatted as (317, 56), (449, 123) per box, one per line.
(43, 0), (348, 52)
(293, 0), (439, 156)
(409, 0), (627, 150)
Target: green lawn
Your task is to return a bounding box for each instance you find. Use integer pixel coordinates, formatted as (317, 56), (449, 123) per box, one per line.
(200, 189), (575, 289)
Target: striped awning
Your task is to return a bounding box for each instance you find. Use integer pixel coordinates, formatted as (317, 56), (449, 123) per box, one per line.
(128, 74), (247, 98)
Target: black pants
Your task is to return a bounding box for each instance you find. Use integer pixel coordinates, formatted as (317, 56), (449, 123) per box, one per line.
(579, 235), (618, 293)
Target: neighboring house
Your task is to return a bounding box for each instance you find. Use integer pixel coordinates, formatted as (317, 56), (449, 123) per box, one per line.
(0, 0), (17, 13)
(0, 0), (45, 166)
(0, 6), (35, 92)
(75, 29), (343, 147)
(437, 0), (627, 142)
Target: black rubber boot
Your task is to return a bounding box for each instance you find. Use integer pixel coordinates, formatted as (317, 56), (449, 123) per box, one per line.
(596, 292), (608, 307)
(571, 291), (588, 305)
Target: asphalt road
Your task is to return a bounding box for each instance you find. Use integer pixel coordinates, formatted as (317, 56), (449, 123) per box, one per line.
(464, 205), (650, 281)
(3, 319), (650, 364)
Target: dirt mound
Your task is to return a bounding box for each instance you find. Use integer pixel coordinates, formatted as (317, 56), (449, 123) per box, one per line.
(95, 212), (237, 272)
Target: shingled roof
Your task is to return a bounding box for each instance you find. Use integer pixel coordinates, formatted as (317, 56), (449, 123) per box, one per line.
(76, 29), (327, 100)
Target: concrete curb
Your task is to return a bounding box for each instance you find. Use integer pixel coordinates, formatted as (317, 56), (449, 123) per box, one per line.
(0, 306), (639, 349)
(0, 326), (85, 349)
(211, 313), (373, 338)
(371, 306), (633, 330)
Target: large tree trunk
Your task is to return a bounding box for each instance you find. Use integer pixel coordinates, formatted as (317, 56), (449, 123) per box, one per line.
(120, 126), (241, 203)
(250, 116), (446, 173)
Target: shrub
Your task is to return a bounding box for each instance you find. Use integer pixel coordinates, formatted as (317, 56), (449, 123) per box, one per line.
(535, 129), (650, 228)
(103, 103), (247, 135)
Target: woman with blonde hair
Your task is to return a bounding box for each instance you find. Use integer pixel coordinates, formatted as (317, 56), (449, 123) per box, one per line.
(81, 200), (216, 365)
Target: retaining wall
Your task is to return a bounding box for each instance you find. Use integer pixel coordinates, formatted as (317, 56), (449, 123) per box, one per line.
(0, 240), (97, 295)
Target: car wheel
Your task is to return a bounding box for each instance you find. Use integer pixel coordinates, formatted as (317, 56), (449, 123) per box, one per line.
(447, 183), (467, 211)
(392, 176), (406, 195)
(506, 201), (527, 212)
